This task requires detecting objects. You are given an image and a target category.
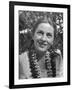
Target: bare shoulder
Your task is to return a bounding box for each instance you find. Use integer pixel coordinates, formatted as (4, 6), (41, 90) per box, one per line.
(19, 51), (30, 74)
(19, 51), (32, 79)
(54, 49), (63, 77)
(19, 51), (29, 63)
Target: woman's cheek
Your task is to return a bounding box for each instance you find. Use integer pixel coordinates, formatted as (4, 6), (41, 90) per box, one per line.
(36, 35), (42, 39)
(47, 38), (54, 45)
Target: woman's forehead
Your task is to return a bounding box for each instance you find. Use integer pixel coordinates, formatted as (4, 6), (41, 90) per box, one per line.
(35, 23), (54, 33)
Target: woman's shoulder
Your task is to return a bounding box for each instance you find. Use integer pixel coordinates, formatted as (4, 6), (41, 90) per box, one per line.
(19, 51), (29, 63)
(54, 49), (63, 77)
(19, 50), (32, 79)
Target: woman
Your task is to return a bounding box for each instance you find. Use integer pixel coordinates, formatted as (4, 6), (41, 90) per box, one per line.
(19, 17), (63, 79)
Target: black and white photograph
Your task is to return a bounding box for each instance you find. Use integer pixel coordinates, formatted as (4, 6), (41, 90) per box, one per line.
(9, 1), (70, 89)
(19, 11), (63, 79)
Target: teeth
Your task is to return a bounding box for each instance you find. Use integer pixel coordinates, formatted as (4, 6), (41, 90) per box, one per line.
(38, 42), (47, 45)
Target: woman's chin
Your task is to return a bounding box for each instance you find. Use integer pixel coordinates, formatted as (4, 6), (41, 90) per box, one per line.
(36, 47), (47, 53)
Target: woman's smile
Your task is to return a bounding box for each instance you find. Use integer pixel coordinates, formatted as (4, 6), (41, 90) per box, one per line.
(37, 40), (48, 48)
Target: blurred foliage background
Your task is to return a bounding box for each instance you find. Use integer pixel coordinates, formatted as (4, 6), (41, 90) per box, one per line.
(19, 11), (63, 56)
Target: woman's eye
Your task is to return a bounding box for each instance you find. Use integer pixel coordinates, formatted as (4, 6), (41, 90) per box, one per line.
(37, 31), (43, 35)
(47, 33), (52, 38)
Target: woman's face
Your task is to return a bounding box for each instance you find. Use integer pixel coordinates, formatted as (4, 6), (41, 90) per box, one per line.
(33, 23), (54, 52)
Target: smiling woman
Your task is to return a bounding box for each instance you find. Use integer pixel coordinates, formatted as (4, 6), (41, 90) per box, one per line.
(19, 16), (63, 79)
(33, 22), (54, 52)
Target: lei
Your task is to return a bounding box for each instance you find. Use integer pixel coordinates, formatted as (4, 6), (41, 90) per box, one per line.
(28, 45), (56, 78)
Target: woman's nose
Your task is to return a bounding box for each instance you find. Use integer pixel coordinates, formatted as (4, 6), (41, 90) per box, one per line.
(42, 34), (47, 41)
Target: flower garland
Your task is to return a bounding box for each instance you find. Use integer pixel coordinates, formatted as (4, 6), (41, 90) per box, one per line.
(28, 45), (56, 78)
(45, 51), (53, 77)
(29, 49), (41, 78)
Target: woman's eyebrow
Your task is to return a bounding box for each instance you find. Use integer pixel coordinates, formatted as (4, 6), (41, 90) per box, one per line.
(46, 33), (52, 36)
(37, 30), (44, 33)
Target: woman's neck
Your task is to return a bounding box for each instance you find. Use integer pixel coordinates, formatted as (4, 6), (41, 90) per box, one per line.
(35, 49), (46, 60)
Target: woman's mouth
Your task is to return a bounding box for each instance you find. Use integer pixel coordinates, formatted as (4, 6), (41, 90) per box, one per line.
(38, 41), (48, 48)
